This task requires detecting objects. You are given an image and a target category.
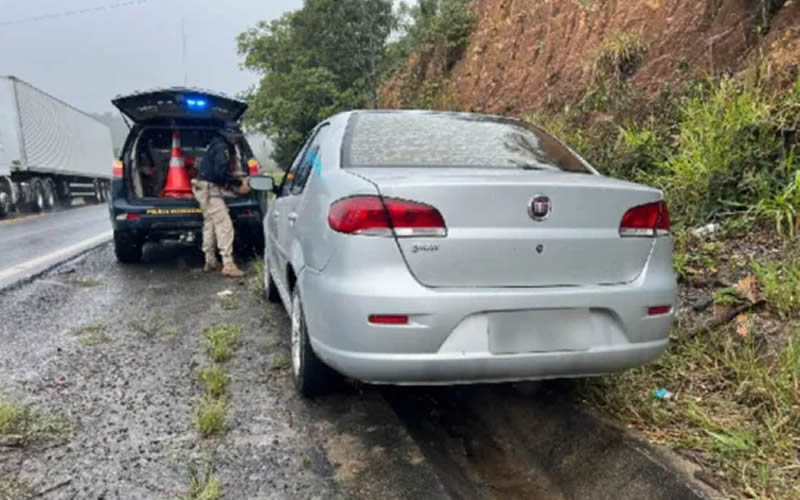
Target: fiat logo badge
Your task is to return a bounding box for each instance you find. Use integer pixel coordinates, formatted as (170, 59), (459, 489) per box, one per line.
(528, 195), (551, 221)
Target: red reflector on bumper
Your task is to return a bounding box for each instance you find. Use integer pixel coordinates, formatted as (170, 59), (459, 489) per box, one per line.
(648, 306), (672, 316)
(368, 315), (409, 325)
(126, 213), (141, 221)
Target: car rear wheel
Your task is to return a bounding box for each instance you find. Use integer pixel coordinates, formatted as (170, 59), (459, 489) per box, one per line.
(291, 287), (336, 397)
(113, 230), (143, 264)
(263, 255), (281, 304)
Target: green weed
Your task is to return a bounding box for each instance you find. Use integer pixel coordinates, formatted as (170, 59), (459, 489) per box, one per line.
(73, 323), (106, 336)
(0, 395), (69, 446)
(218, 294), (239, 311)
(195, 397), (227, 437)
(204, 324), (241, 362)
(753, 260), (800, 319)
(197, 365), (230, 399)
(249, 258), (265, 299)
(581, 329), (800, 498)
(186, 461), (222, 500)
(754, 168), (800, 238)
(71, 278), (102, 288)
(271, 356), (291, 372)
(592, 31), (648, 82)
(0, 477), (30, 500)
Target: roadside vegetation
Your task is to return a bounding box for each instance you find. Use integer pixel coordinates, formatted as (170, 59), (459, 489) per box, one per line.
(0, 395), (68, 447)
(185, 322), (242, 497)
(238, 1), (798, 497)
(538, 40), (800, 498)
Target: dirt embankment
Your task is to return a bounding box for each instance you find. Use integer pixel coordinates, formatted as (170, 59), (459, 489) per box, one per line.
(382, 0), (800, 113)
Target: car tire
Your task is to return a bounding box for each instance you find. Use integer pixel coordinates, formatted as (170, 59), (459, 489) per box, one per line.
(290, 287), (336, 397)
(263, 256), (281, 304)
(113, 230), (143, 264)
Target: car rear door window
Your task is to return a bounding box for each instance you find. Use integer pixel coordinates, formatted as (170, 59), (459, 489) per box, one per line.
(344, 112), (590, 173)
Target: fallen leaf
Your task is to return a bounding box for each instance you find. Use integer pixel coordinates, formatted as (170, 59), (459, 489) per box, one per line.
(734, 275), (759, 304)
(736, 314), (749, 339)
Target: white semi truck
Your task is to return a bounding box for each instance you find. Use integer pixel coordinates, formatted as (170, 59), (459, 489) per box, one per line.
(0, 76), (114, 217)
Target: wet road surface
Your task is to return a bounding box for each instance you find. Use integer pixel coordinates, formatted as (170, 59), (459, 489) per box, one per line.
(0, 244), (705, 499)
(0, 205), (111, 289)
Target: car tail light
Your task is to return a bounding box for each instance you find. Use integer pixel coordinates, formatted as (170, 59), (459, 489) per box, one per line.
(648, 305), (672, 316)
(369, 314), (409, 325)
(619, 201), (670, 237)
(112, 160), (124, 178)
(328, 196), (446, 237)
(248, 159), (260, 175)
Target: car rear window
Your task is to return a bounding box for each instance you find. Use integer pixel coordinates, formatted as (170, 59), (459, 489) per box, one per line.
(344, 112), (591, 173)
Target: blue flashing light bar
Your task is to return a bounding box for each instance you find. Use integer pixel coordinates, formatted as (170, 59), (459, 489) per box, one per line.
(186, 97), (208, 109)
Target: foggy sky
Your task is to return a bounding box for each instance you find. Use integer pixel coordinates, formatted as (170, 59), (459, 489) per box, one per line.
(0, 0), (303, 114)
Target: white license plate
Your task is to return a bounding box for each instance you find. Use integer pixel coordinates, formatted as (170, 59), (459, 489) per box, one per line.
(488, 308), (594, 354)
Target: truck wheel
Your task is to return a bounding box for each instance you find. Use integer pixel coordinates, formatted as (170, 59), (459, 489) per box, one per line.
(0, 179), (11, 217)
(290, 287), (338, 397)
(113, 230), (143, 264)
(43, 181), (56, 210)
(94, 181), (104, 203)
(31, 180), (45, 213)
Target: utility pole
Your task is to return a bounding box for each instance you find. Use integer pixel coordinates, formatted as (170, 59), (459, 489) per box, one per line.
(181, 0), (188, 86)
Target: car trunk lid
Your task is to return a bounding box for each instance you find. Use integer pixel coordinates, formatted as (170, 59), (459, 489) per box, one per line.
(353, 168), (661, 288)
(112, 88), (247, 124)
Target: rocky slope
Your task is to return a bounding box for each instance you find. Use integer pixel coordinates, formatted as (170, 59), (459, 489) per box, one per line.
(383, 0), (800, 113)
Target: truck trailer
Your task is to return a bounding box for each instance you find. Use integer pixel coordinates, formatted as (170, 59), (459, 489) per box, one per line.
(0, 76), (114, 217)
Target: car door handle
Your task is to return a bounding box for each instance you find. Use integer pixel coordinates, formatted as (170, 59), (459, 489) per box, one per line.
(288, 212), (298, 225)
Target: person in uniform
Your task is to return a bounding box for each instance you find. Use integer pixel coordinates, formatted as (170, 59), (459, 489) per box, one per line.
(192, 124), (250, 277)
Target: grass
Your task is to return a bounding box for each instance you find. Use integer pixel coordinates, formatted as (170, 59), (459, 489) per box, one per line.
(204, 324), (241, 363)
(73, 323), (106, 336)
(197, 365), (230, 399)
(0, 395), (69, 447)
(581, 328), (800, 498)
(271, 356), (291, 372)
(0, 477), (30, 500)
(129, 314), (181, 338)
(186, 461), (222, 500)
(753, 260), (800, 319)
(195, 397), (227, 438)
(249, 258), (265, 299)
(72, 323), (111, 345)
(77, 331), (111, 346)
(218, 294), (239, 311)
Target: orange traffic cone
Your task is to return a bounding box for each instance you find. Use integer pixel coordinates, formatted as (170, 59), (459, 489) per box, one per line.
(161, 131), (193, 198)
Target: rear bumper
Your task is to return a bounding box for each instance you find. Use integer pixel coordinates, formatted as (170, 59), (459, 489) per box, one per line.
(311, 338), (668, 385)
(300, 238), (677, 385)
(109, 197), (261, 237)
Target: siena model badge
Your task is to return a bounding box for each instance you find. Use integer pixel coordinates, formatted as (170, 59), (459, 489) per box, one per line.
(529, 195), (551, 221)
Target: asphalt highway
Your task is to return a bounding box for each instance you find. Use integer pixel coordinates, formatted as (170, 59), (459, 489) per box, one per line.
(0, 205), (111, 289)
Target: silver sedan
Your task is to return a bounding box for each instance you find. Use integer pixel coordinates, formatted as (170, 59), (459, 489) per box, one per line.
(249, 110), (677, 397)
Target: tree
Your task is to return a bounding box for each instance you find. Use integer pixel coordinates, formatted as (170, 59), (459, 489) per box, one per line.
(237, 0), (394, 167)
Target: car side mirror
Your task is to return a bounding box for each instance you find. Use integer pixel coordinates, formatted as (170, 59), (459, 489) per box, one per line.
(248, 175), (275, 192)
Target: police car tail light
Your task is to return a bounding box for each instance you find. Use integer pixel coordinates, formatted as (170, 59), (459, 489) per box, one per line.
(112, 160), (124, 178)
(248, 159), (260, 175)
(328, 196), (446, 237)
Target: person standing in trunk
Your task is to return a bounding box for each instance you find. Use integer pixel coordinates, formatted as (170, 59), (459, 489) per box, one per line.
(192, 124), (250, 277)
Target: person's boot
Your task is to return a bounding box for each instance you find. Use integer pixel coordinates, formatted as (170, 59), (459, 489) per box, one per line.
(204, 254), (221, 272)
(222, 263), (245, 278)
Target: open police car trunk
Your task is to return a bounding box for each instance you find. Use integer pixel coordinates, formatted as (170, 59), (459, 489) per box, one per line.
(112, 88), (258, 201)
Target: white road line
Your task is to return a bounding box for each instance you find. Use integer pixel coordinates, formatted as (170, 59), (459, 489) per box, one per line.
(0, 231), (112, 282)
